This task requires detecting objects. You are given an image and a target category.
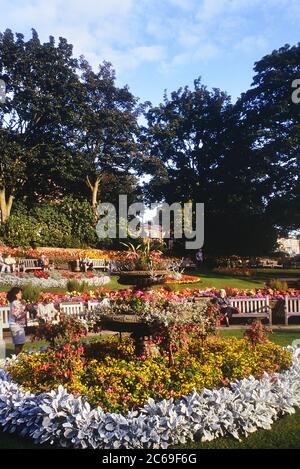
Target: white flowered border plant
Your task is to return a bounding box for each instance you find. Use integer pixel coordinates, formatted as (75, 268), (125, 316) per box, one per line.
(0, 274), (111, 289)
(0, 347), (300, 449)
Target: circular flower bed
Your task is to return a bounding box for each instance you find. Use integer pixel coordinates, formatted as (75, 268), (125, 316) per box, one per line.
(5, 335), (292, 414)
(0, 345), (299, 449)
(165, 274), (201, 284)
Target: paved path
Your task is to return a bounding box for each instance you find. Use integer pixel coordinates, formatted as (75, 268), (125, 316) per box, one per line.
(222, 324), (300, 330)
(4, 325), (300, 344)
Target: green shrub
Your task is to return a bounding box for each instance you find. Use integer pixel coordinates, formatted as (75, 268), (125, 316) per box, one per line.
(79, 281), (89, 292)
(22, 283), (41, 303)
(66, 279), (89, 293)
(0, 213), (40, 248)
(266, 278), (288, 291)
(67, 279), (81, 292)
(61, 196), (98, 246)
(31, 205), (73, 247)
(0, 197), (98, 248)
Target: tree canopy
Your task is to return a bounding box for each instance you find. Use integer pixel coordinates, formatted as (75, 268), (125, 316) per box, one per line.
(0, 29), (299, 255)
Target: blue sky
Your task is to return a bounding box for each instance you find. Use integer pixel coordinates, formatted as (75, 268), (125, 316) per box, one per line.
(0, 0), (300, 105)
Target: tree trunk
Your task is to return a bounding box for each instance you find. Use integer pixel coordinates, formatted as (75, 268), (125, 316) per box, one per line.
(86, 176), (101, 224)
(0, 188), (14, 223)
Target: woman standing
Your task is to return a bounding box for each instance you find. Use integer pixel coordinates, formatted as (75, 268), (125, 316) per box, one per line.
(7, 287), (27, 355)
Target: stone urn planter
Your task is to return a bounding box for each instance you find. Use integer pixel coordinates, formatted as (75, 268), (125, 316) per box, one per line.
(100, 313), (158, 355)
(118, 270), (169, 289)
(69, 259), (81, 272)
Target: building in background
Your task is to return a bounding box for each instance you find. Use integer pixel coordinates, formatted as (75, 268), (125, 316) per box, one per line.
(277, 237), (300, 256)
(141, 223), (165, 242)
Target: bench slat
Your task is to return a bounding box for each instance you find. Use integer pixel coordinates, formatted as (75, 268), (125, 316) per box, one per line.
(228, 297), (271, 324)
(19, 259), (42, 272)
(60, 302), (85, 316)
(285, 296), (300, 325)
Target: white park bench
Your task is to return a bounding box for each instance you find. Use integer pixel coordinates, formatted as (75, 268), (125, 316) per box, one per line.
(81, 259), (108, 272)
(87, 298), (110, 311)
(0, 306), (10, 342)
(284, 296), (300, 325)
(18, 259), (42, 273)
(0, 307), (9, 356)
(257, 259), (283, 268)
(89, 259), (108, 271)
(59, 302), (85, 318)
(229, 296), (272, 325)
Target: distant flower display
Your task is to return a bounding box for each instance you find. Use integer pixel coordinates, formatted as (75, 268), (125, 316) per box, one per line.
(0, 272), (110, 292)
(0, 285), (299, 307)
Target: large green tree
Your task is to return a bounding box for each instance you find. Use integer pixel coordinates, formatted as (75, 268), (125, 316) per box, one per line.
(0, 29), (83, 221)
(143, 79), (279, 255)
(236, 43), (300, 233)
(72, 60), (143, 220)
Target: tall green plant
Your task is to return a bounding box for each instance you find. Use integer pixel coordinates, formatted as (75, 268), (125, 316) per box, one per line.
(22, 283), (41, 303)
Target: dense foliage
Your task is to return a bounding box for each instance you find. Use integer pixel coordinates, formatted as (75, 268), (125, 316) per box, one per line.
(0, 198), (97, 248)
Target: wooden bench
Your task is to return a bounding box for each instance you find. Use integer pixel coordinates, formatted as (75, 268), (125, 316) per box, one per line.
(229, 297), (272, 325)
(81, 259), (108, 272)
(0, 308), (8, 357)
(19, 259), (42, 273)
(89, 259), (108, 271)
(87, 299), (110, 311)
(59, 302), (85, 318)
(0, 307), (10, 344)
(284, 296), (300, 325)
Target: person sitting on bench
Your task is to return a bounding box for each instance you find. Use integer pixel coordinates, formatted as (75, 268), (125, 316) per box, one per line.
(3, 254), (16, 273)
(212, 289), (239, 327)
(80, 257), (93, 272)
(0, 252), (9, 273)
(39, 255), (50, 271)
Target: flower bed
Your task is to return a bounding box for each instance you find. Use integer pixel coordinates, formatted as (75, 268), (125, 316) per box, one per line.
(0, 272), (111, 290)
(165, 274), (201, 284)
(1, 247), (128, 262)
(213, 267), (252, 277)
(0, 345), (299, 449)
(6, 336), (291, 413)
(2, 246), (177, 265)
(1, 285), (300, 307)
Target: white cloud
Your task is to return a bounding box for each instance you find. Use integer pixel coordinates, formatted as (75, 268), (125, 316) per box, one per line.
(171, 43), (219, 67)
(235, 35), (268, 53)
(0, 0), (163, 73)
(0, 0), (297, 80)
(94, 44), (166, 72)
(167, 0), (194, 10)
(196, 0), (229, 22)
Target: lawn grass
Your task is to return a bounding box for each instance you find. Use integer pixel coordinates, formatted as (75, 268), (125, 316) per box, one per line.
(220, 328), (300, 347)
(0, 267), (298, 294)
(106, 267), (300, 292)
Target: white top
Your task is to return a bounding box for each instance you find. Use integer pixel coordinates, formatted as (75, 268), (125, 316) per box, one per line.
(5, 257), (16, 265)
(37, 302), (57, 321)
